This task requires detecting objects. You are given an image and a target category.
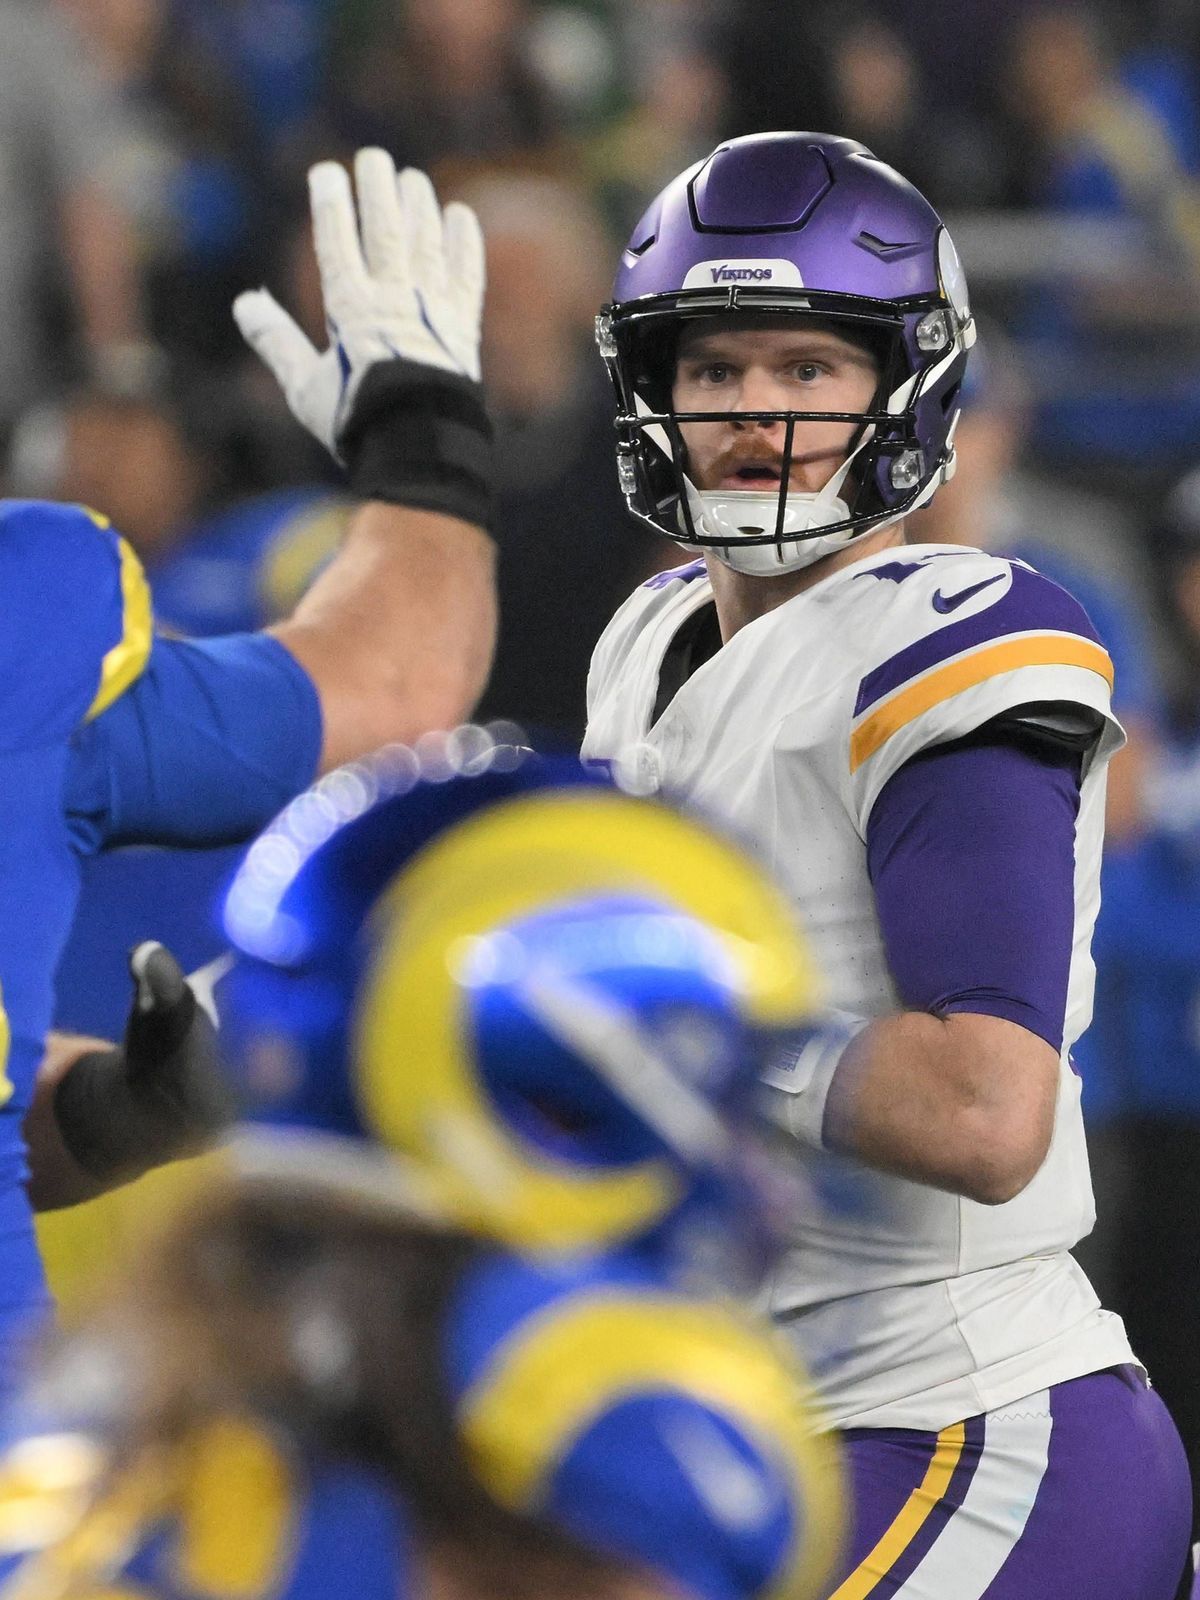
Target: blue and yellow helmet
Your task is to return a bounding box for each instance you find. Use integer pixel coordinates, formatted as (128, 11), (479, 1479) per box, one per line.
(219, 734), (824, 1265)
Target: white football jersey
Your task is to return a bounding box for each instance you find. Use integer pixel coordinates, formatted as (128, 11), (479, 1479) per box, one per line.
(582, 541), (1137, 1431)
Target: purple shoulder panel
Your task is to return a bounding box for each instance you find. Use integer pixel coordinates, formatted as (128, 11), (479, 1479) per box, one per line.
(643, 559), (706, 590)
(854, 563), (1104, 719)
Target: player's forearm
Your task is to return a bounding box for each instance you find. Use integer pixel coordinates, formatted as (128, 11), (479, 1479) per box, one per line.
(819, 1011), (1059, 1204)
(236, 151), (497, 775)
(271, 503), (497, 773)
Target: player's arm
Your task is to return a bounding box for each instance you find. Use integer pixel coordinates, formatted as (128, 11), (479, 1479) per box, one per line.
(238, 147), (496, 772)
(269, 503), (494, 772)
(766, 726), (1077, 1204)
(822, 1008), (1059, 1206)
(25, 945), (230, 1211)
(66, 150), (498, 852)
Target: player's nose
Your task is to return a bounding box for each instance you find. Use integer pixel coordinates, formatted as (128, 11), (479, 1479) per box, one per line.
(730, 366), (789, 428)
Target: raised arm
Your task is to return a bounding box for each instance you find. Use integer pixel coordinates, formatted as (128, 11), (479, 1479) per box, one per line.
(36, 154), (500, 1200)
(271, 501), (494, 772)
(238, 150), (497, 769)
(64, 152), (500, 854)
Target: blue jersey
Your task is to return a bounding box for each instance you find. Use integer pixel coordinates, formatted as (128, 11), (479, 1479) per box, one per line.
(55, 491), (348, 1041)
(149, 490), (349, 638)
(0, 1250), (844, 1600)
(0, 499), (323, 1371)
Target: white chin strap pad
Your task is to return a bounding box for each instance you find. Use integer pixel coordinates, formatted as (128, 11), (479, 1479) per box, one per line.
(681, 479), (862, 576)
(677, 406), (882, 575)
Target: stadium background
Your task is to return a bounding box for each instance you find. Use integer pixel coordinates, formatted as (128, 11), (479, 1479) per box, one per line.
(8, 0), (1198, 1516)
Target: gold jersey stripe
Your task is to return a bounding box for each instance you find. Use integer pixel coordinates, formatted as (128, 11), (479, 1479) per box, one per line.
(850, 634), (1114, 773)
(85, 536), (154, 723)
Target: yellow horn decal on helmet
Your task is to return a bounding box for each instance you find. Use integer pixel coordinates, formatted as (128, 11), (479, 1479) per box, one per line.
(457, 1289), (845, 1600)
(354, 790), (824, 1256)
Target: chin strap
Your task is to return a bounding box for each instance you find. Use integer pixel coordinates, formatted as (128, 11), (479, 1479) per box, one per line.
(679, 441), (873, 574)
(664, 392), (887, 575)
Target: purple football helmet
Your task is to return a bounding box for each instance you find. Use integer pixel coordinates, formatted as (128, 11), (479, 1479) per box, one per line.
(596, 131), (976, 575)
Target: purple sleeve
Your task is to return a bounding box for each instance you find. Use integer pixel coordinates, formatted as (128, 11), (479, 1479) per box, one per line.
(865, 736), (1082, 1050)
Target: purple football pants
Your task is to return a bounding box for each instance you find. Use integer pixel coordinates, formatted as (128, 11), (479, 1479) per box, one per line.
(823, 1366), (1192, 1599)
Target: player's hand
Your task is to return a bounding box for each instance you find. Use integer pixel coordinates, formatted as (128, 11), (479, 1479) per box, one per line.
(233, 148), (485, 460)
(121, 942), (233, 1148)
(53, 943), (235, 1185)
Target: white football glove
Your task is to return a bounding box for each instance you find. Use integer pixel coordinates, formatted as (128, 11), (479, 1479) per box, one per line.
(233, 148), (485, 459)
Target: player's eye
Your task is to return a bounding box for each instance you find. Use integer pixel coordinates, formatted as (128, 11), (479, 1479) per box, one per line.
(792, 362), (825, 382)
(699, 362), (732, 384)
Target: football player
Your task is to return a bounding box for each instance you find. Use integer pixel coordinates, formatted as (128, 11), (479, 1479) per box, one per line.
(578, 132), (1193, 1597)
(0, 1164), (676, 1600)
(217, 742), (824, 1284)
(216, 746), (845, 1600)
(0, 751), (847, 1600)
(0, 148), (496, 1386)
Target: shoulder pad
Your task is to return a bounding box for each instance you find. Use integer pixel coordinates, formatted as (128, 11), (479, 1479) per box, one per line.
(0, 501), (152, 751)
(642, 558), (707, 591)
(848, 552), (1119, 825)
(588, 564), (712, 716)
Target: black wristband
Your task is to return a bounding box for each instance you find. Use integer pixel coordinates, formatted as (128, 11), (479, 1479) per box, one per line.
(339, 359), (495, 529)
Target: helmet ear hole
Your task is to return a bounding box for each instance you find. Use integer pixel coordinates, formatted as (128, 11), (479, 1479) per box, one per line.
(625, 321), (679, 414)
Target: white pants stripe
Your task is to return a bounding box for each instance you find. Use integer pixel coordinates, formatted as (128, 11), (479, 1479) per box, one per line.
(891, 1390), (1052, 1598)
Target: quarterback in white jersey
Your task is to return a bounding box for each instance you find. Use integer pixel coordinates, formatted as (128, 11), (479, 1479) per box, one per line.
(582, 133), (1193, 1598)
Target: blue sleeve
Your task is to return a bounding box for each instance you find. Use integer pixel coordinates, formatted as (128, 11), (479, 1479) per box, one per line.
(866, 735), (1082, 1051)
(0, 500), (151, 750)
(65, 633), (322, 853)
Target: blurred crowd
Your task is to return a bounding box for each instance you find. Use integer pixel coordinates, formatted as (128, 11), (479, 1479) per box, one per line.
(9, 0), (1200, 1511)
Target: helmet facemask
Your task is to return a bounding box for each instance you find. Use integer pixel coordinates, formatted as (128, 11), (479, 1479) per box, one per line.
(599, 284), (974, 576)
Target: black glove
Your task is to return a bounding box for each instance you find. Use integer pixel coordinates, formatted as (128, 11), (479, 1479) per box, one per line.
(54, 942), (235, 1184)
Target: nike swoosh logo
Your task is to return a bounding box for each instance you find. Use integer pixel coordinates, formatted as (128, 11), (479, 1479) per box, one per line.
(931, 573), (1005, 614)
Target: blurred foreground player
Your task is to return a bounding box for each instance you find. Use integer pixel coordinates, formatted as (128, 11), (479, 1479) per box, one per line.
(579, 132), (1193, 1596)
(0, 148), (496, 1384)
(0, 755), (847, 1600)
(221, 743), (816, 1271)
(212, 742), (846, 1599)
(0, 1164), (671, 1600)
